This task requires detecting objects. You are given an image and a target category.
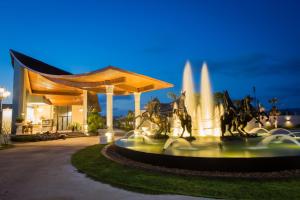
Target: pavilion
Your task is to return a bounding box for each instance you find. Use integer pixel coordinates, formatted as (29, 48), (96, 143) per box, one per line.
(10, 50), (173, 136)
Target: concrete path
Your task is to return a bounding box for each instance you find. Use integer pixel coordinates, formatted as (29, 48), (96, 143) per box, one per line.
(0, 137), (211, 200)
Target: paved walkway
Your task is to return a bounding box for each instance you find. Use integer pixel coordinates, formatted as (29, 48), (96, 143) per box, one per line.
(0, 137), (210, 200)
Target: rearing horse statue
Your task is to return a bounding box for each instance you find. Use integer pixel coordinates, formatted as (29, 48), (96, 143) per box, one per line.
(221, 91), (269, 137)
(173, 91), (193, 138)
(136, 98), (170, 137)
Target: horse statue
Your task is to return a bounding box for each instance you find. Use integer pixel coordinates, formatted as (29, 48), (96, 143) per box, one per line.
(235, 96), (269, 135)
(220, 91), (237, 136)
(173, 91), (194, 140)
(221, 91), (269, 137)
(136, 97), (170, 138)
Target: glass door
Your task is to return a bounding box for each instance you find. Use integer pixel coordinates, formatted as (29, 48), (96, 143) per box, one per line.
(55, 106), (72, 131)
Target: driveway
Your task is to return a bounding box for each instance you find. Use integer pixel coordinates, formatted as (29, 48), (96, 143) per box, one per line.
(0, 137), (210, 200)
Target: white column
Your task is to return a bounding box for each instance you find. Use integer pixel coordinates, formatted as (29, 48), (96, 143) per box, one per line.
(106, 85), (114, 132)
(134, 92), (141, 129)
(83, 90), (88, 134)
(100, 85), (114, 144)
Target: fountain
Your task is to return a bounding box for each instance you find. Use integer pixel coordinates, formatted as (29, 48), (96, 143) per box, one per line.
(163, 138), (193, 151)
(112, 61), (300, 172)
(182, 61), (197, 135)
(181, 61), (221, 137)
(199, 62), (216, 136)
(257, 134), (300, 147)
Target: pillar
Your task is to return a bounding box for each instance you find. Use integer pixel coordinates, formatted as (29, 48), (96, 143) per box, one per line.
(106, 85), (114, 132)
(100, 85), (114, 144)
(134, 92), (141, 129)
(11, 61), (27, 134)
(82, 90), (88, 134)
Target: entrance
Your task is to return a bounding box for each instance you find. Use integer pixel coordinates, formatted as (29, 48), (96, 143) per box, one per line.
(55, 106), (72, 131)
(57, 116), (71, 131)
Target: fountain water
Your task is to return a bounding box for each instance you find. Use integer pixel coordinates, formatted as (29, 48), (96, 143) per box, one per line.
(179, 61), (221, 137)
(182, 61), (198, 133)
(122, 129), (160, 145)
(249, 127), (270, 134)
(123, 130), (136, 138)
(257, 134), (300, 147)
(199, 62), (216, 136)
(163, 137), (193, 150)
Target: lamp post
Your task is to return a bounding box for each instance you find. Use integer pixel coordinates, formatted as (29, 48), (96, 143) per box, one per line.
(0, 87), (10, 134)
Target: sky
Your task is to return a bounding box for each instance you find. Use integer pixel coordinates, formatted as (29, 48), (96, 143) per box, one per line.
(0, 0), (299, 115)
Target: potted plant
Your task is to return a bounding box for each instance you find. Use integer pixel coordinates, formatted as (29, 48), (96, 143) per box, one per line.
(15, 116), (25, 135)
(15, 116), (24, 124)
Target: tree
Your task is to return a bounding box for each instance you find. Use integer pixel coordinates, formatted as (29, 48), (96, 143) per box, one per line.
(268, 98), (278, 107)
(124, 110), (135, 130)
(167, 92), (177, 101)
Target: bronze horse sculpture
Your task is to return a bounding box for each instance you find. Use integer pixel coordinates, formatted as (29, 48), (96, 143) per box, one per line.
(136, 92), (194, 140)
(221, 91), (269, 137)
(136, 98), (170, 138)
(172, 91), (193, 139)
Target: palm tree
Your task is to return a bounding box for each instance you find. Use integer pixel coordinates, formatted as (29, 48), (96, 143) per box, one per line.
(167, 92), (177, 101)
(268, 98), (278, 107)
(124, 110), (135, 130)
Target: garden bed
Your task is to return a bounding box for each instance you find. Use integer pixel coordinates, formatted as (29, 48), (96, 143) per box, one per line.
(11, 133), (66, 142)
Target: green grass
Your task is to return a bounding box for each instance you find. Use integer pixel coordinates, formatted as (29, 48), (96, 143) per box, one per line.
(0, 144), (14, 150)
(71, 144), (300, 199)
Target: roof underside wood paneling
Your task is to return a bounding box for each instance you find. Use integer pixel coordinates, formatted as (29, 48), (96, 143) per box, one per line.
(10, 49), (173, 106)
(44, 66), (173, 95)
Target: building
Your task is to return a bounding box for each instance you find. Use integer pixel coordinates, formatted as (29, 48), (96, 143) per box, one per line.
(10, 50), (173, 135)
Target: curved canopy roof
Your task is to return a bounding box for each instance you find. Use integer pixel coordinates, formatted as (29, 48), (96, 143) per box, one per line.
(10, 50), (173, 105)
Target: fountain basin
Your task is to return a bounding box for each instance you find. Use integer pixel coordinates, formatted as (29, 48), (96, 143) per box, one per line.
(113, 136), (300, 172)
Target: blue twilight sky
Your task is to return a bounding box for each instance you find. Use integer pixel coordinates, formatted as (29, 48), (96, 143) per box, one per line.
(0, 0), (300, 115)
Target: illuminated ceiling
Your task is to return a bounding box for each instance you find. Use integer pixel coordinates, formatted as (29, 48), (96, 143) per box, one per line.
(10, 50), (173, 106)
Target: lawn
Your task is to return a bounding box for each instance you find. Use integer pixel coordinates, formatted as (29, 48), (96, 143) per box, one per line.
(71, 144), (300, 199)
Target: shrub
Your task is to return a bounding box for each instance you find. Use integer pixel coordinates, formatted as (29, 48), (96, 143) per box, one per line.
(114, 110), (135, 131)
(68, 122), (82, 132)
(11, 135), (41, 142)
(11, 133), (64, 142)
(87, 109), (105, 133)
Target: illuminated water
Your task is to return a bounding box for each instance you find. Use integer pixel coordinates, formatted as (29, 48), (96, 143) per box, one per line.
(182, 61), (198, 133)
(180, 61), (221, 137)
(117, 130), (300, 158)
